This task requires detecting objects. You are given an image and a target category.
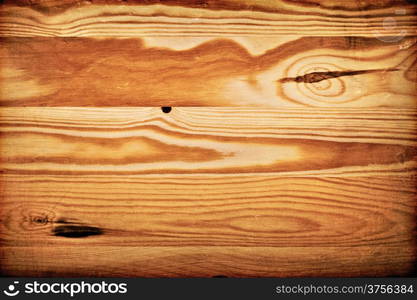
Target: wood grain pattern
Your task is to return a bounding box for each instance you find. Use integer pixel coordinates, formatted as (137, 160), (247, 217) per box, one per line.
(1, 0), (416, 37)
(1, 174), (416, 248)
(1, 174), (416, 276)
(1, 107), (416, 175)
(1, 246), (416, 277)
(1, 36), (416, 106)
(0, 108), (416, 276)
(1, 172), (416, 277)
(1, 0), (416, 278)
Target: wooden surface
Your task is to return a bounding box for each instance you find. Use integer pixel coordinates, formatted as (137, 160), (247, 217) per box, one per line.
(1, 107), (417, 175)
(1, 36), (416, 106)
(1, 0), (416, 106)
(1, 108), (416, 276)
(0, 0), (416, 277)
(1, 0), (416, 37)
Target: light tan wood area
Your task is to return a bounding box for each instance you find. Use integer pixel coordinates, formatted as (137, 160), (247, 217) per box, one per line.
(0, 108), (416, 276)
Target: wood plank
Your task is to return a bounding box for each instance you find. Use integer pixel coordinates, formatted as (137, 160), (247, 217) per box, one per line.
(1, 245), (416, 277)
(1, 174), (416, 248)
(1, 36), (416, 106)
(1, 107), (416, 175)
(4, 0), (416, 12)
(1, 0), (416, 37)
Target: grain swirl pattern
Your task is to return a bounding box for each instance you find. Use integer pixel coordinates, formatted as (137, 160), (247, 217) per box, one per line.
(1, 36), (416, 106)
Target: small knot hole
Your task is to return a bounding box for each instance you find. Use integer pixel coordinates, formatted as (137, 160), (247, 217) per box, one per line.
(161, 107), (172, 113)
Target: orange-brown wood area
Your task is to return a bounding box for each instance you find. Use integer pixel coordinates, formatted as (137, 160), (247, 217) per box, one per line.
(1, 36), (416, 106)
(0, 0), (416, 277)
